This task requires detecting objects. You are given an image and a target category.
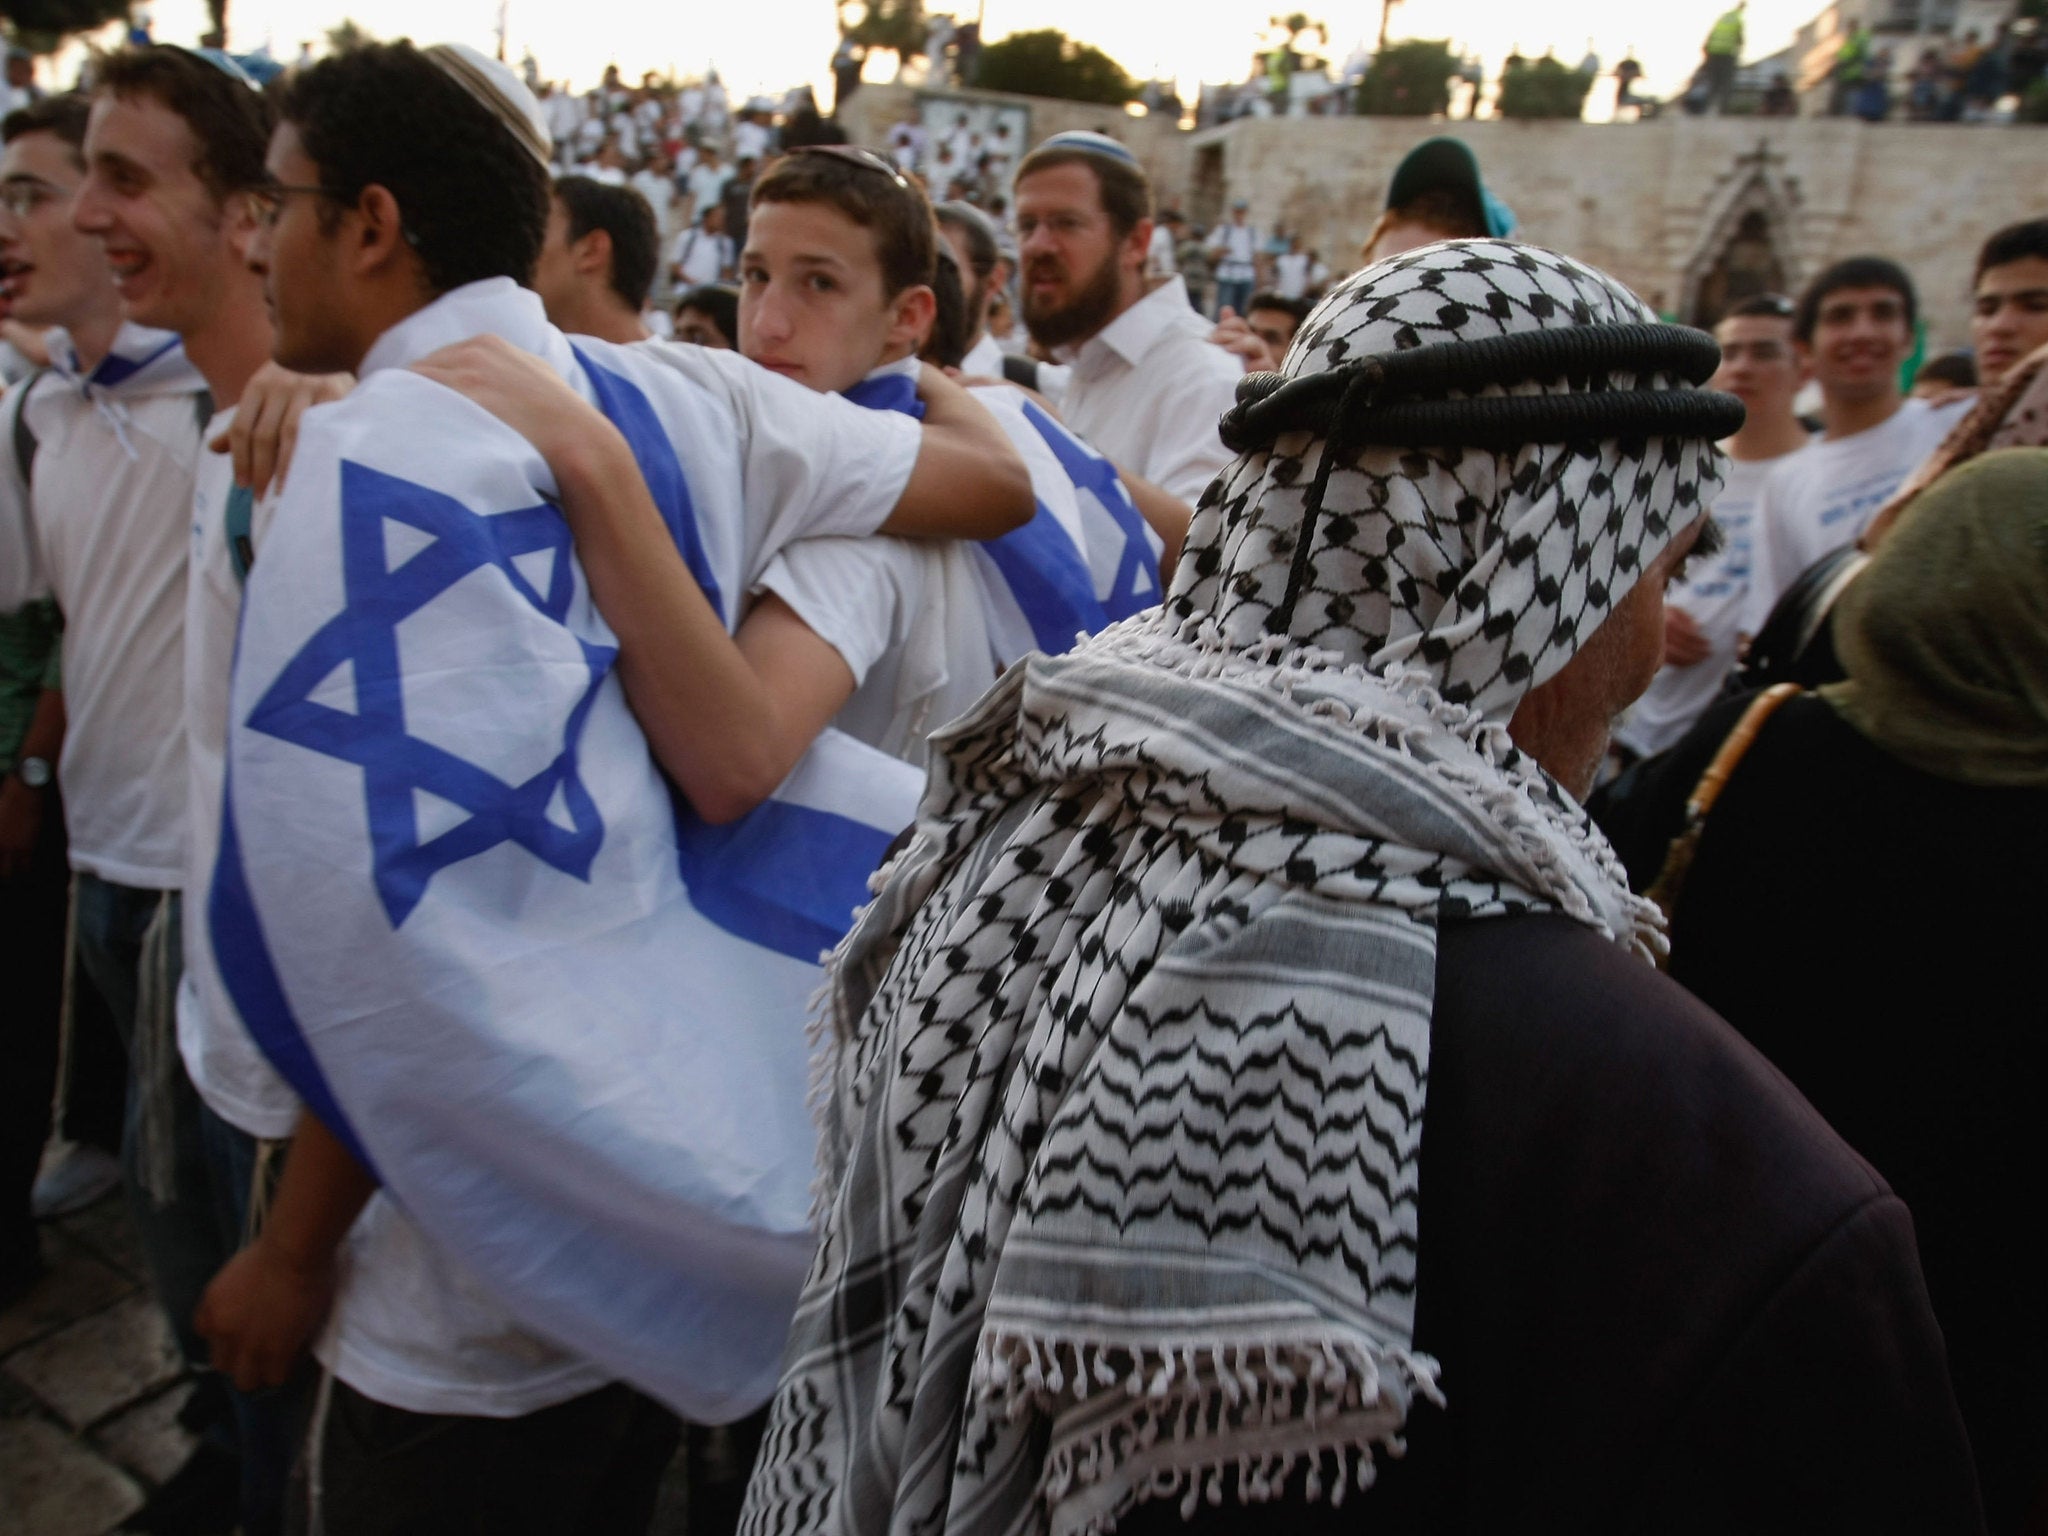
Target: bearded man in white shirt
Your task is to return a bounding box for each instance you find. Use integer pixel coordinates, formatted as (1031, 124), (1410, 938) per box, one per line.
(1012, 131), (1240, 507)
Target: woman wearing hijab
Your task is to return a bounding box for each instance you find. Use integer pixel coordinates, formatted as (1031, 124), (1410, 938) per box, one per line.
(739, 243), (1980, 1536)
(1630, 450), (2047, 1533)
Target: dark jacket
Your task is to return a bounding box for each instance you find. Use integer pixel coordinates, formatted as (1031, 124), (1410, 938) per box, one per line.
(1118, 910), (1983, 1533)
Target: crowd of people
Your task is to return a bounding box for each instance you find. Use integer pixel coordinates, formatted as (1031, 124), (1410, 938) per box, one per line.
(0, 28), (2042, 1536)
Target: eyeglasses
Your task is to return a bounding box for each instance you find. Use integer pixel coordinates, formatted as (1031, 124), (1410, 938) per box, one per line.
(248, 183), (342, 229)
(0, 178), (74, 219)
(788, 143), (912, 192)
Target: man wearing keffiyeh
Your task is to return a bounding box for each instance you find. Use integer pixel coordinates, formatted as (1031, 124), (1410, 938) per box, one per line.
(741, 241), (1984, 1534)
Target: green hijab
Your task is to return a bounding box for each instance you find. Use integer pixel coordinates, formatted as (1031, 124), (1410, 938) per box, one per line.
(1824, 449), (2048, 787)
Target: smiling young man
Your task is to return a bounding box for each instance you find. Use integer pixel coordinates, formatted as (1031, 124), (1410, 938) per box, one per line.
(1744, 256), (1968, 632)
(1970, 216), (2048, 390)
(1011, 131), (1240, 506)
(0, 93), (227, 1460)
(1617, 292), (1811, 759)
(73, 47), (350, 1534)
(193, 42), (1028, 1534)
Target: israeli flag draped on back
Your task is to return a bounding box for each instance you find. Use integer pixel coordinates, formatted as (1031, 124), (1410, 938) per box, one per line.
(211, 281), (921, 1422)
(846, 362), (1162, 662)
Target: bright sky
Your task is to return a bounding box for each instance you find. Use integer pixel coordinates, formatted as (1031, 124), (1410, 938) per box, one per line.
(104, 0), (1820, 112)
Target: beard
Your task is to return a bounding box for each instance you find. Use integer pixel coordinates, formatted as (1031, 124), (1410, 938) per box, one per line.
(1021, 247), (1124, 351)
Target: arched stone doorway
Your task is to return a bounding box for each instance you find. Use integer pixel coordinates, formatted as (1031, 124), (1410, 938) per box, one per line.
(1678, 143), (1805, 329)
(1692, 209), (1789, 326)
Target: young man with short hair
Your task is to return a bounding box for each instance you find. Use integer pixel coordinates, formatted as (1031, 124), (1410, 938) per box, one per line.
(673, 281), (736, 348)
(1243, 289), (1310, 361)
(0, 89), (225, 1403)
(1013, 131), (1239, 507)
(1617, 293), (1811, 759)
(197, 44), (1028, 1530)
(1970, 216), (2048, 391)
(1744, 256), (1967, 632)
(530, 173), (658, 344)
(71, 46), (352, 1533)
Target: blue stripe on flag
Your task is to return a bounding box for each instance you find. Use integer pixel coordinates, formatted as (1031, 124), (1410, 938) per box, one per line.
(572, 345), (725, 624)
(210, 764), (379, 1176)
(1019, 398), (1161, 622)
(671, 796), (896, 963)
(977, 506), (1107, 656)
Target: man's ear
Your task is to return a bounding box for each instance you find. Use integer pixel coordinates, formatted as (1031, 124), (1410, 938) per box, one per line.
(224, 188), (265, 267)
(572, 227), (614, 282)
(350, 184), (416, 282)
(1124, 215), (1155, 276)
(888, 282), (937, 355)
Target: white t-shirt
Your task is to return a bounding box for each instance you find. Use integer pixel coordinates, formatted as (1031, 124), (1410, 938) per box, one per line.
(1743, 396), (1965, 634)
(1616, 453), (1785, 759)
(686, 162), (732, 214)
(1274, 251), (1312, 301)
(732, 119), (771, 163)
(178, 409), (300, 1139)
(1146, 225), (1179, 279)
(1057, 275), (1241, 505)
(672, 225), (734, 286)
(757, 535), (996, 766)
(1207, 221), (1260, 282)
(0, 331), (205, 888)
(316, 280), (925, 1419)
(628, 169), (674, 218)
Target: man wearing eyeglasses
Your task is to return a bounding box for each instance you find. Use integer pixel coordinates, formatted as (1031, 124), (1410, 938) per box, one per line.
(1614, 292), (1813, 761)
(69, 45), (351, 1535)
(0, 92), (228, 1443)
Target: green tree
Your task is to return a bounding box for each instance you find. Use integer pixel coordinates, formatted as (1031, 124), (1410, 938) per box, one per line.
(1496, 54), (1594, 118)
(973, 29), (1135, 105)
(1354, 37), (1458, 116)
(323, 17), (374, 53)
(844, 0), (927, 66)
(2, 0), (130, 53)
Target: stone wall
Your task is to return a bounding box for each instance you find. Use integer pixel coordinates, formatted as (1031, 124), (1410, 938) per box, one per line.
(1190, 115), (2048, 351)
(839, 82), (2047, 352)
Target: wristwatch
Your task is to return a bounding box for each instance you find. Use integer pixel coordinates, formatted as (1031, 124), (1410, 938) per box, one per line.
(13, 755), (52, 789)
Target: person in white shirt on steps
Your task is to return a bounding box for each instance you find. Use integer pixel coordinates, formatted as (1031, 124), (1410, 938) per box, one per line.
(1617, 293), (1812, 760)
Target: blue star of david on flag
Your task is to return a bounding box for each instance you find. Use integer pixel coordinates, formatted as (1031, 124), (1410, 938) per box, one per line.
(243, 460), (614, 928)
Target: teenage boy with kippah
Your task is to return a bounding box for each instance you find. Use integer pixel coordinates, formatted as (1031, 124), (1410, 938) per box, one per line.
(196, 40), (1029, 1532)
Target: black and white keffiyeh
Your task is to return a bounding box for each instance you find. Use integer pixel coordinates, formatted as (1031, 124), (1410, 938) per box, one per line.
(741, 242), (1730, 1536)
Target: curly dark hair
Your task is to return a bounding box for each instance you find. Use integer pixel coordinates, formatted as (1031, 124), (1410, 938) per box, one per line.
(275, 41), (547, 297)
(554, 174), (659, 311)
(95, 46), (272, 199)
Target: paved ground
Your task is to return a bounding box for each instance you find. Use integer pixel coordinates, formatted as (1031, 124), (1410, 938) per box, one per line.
(1, 1193), (704, 1536)
(0, 1193), (195, 1536)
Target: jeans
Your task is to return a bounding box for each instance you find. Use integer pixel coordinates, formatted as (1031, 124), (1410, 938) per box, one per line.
(1214, 276), (1256, 319)
(72, 874), (227, 1367)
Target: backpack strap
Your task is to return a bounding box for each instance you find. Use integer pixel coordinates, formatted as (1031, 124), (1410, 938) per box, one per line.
(10, 368), (48, 489)
(999, 353), (1041, 391)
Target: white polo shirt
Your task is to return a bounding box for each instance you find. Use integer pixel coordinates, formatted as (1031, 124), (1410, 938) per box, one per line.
(1055, 274), (1241, 506)
(0, 326), (207, 889)
(179, 408), (300, 1139)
